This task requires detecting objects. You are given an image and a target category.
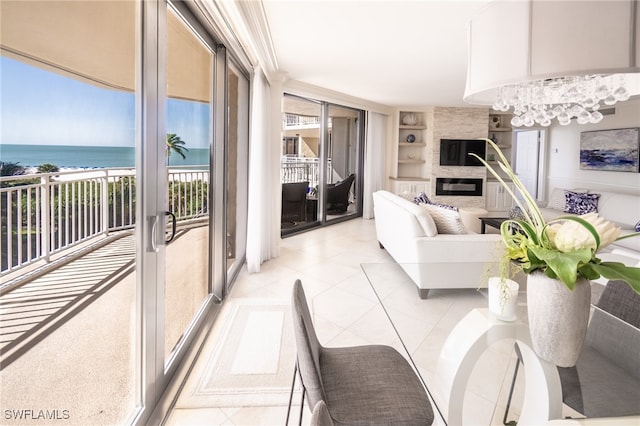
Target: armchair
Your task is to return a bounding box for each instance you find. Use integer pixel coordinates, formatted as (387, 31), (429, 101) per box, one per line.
(326, 173), (355, 213)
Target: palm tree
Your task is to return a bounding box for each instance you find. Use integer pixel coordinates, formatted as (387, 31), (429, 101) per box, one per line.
(37, 163), (60, 173)
(0, 161), (26, 177)
(166, 133), (188, 160)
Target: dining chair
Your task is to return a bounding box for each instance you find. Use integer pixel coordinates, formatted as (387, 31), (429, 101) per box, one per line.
(286, 279), (434, 425)
(310, 401), (334, 426)
(504, 279), (640, 422)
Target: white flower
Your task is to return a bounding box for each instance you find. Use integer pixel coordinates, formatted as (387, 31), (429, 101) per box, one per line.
(549, 212), (620, 253)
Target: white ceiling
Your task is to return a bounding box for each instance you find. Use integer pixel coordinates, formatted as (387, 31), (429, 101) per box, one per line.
(261, 0), (492, 108)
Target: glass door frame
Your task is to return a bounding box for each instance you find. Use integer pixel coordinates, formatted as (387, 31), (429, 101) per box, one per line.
(134, 1), (231, 423)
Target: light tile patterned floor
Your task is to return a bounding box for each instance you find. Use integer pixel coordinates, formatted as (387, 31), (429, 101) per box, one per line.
(166, 218), (526, 426)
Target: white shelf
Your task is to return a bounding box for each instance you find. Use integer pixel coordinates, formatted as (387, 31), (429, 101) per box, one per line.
(399, 142), (426, 147)
(400, 125), (427, 130)
(389, 176), (430, 182)
(398, 159), (426, 164)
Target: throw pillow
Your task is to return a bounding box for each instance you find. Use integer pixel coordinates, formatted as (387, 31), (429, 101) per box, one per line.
(430, 202), (459, 212)
(509, 206), (527, 221)
(421, 203), (467, 234)
(564, 191), (600, 215)
(635, 221), (640, 232)
(413, 192), (431, 205)
(547, 188), (567, 210)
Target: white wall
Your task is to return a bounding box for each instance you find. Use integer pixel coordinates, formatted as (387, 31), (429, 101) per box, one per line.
(545, 99), (640, 197)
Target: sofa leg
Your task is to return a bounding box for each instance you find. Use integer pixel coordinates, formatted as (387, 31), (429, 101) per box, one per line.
(418, 288), (430, 299)
(378, 241), (385, 249)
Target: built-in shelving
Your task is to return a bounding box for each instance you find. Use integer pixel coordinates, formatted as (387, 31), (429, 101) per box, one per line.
(391, 110), (429, 195)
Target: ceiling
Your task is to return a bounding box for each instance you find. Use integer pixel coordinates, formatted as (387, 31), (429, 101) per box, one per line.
(261, 0), (492, 108)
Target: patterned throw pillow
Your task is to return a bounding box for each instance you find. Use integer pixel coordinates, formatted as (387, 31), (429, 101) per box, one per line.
(509, 206), (527, 220)
(564, 191), (600, 215)
(413, 192), (431, 205)
(421, 203), (467, 234)
(635, 221), (640, 232)
(431, 202), (459, 212)
(412, 192), (459, 212)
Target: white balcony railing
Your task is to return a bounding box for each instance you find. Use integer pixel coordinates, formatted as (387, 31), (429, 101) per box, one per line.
(281, 157), (325, 187)
(1, 167), (209, 277)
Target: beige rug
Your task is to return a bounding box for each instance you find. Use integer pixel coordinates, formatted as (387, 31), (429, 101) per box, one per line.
(178, 298), (300, 408)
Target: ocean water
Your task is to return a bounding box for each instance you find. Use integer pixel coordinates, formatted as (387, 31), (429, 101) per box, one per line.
(0, 144), (209, 169)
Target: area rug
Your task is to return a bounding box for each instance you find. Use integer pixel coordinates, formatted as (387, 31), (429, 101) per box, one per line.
(178, 298), (300, 408)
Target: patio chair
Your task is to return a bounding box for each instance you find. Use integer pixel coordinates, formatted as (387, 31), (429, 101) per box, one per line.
(282, 181), (309, 225)
(326, 173), (355, 213)
(286, 279), (434, 425)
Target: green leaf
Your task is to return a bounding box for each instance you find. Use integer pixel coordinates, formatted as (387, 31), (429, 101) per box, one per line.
(588, 262), (640, 295)
(528, 246), (592, 290)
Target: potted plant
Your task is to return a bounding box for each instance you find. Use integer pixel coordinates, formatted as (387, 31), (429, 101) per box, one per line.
(472, 139), (640, 366)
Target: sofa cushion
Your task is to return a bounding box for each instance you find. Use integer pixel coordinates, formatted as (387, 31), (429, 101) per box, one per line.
(420, 203), (467, 234)
(597, 192), (640, 228)
(612, 230), (640, 253)
(565, 191), (600, 214)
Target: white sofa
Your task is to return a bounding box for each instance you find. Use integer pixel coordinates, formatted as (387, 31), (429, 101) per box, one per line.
(538, 188), (640, 256)
(373, 190), (504, 298)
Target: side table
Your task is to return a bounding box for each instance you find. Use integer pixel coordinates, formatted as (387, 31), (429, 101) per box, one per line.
(479, 216), (508, 234)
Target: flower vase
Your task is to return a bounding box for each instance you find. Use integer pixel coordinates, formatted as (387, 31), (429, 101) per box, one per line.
(526, 271), (591, 367)
(488, 277), (519, 321)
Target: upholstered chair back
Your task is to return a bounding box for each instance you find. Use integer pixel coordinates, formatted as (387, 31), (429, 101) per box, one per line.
(291, 279), (326, 408)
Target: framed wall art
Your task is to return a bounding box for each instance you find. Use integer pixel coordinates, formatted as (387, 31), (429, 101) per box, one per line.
(579, 127), (640, 172)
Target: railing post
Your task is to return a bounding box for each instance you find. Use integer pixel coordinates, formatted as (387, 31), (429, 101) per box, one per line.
(102, 170), (109, 235)
(40, 175), (51, 262)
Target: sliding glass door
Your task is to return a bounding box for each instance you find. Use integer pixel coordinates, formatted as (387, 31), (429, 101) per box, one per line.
(281, 95), (363, 235)
(324, 104), (363, 223)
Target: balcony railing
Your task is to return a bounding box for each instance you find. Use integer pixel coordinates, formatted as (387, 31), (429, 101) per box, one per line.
(1, 167), (209, 277)
(283, 114), (322, 127)
(281, 157), (326, 187)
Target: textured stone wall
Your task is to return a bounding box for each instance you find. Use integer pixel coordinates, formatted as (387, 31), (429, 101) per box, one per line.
(429, 107), (489, 208)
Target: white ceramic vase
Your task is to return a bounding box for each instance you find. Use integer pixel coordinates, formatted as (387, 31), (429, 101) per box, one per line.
(488, 277), (519, 321)
(526, 271), (591, 367)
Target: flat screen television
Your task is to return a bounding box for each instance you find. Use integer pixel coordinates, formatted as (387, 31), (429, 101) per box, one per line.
(439, 139), (486, 166)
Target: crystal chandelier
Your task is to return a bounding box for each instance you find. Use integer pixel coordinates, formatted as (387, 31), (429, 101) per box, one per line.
(463, 1), (640, 125)
(492, 74), (631, 127)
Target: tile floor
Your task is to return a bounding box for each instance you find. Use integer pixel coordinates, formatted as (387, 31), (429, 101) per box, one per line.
(165, 218), (531, 426)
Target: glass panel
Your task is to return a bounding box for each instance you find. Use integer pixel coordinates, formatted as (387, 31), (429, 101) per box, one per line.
(0, 1), (138, 423)
(164, 6), (212, 363)
(226, 63), (249, 276)
(281, 95), (321, 235)
(325, 104), (360, 221)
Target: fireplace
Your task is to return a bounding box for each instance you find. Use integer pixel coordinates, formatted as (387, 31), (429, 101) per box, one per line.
(436, 178), (483, 196)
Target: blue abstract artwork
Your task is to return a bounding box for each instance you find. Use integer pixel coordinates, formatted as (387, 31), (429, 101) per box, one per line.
(580, 127), (640, 172)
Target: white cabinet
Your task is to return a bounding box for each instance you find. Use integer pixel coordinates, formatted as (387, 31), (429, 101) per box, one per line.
(486, 181), (515, 212)
(390, 179), (430, 197)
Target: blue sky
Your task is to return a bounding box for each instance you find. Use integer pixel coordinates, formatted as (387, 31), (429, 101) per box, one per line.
(1, 56), (210, 149)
